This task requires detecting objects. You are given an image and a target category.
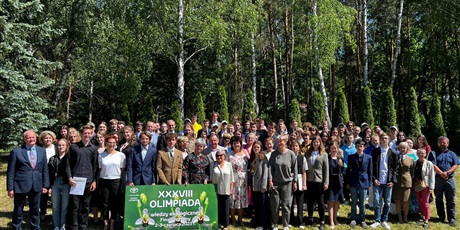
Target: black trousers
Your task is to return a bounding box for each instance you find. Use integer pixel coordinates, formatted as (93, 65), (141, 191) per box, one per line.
(13, 188), (41, 230)
(100, 178), (121, 220)
(290, 190), (305, 226)
(217, 194), (230, 228)
(40, 193), (48, 216)
(307, 181), (325, 222)
(253, 191), (270, 228)
(69, 183), (92, 230)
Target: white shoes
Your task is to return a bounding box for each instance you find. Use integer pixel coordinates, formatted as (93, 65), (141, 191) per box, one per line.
(283, 227), (289, 230)
(381, 222), (391, 229)
(370, 222), (380, 228)
(299, 225), (305, 229)
(54, 227), (59, 230)
(273, 224), (279, 230)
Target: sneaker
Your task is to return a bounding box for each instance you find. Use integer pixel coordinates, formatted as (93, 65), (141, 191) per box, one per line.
(343, 200), (350, 205)
(318, 223), (325, 230)
(273, 224), (279, 230)
(54, 227), (59, 230)
(256, 227), (264, 230)
(422, 222), (428, 230)
(283, 227), (289, 230)
(299, 225), (305, 229)
(361, 222), (368, 229)
(381, 221), (391, 229)
(449, 219), (456, 227)
(370, 222), (380, 228)
(350, 220), (357, 228)
(60, 227), (66, 230)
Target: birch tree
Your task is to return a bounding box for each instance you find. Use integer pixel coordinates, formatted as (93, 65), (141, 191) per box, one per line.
(390, 0), (404, 87)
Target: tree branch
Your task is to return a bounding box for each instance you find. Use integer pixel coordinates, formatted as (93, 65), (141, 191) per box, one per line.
(184, 46), (208, 64)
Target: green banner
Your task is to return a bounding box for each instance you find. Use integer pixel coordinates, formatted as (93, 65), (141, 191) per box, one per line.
(124, 184), (218, 230)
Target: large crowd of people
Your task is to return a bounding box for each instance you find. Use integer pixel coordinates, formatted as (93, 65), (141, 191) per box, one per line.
(6, 112), (460, 230)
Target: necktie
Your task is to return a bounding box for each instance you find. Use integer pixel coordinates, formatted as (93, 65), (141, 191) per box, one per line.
(30, 148), (36, 168)
(170, 150), (174, 164)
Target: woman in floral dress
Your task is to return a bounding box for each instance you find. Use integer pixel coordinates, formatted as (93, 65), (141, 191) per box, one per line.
(182, 138), (210, 184)
(229, 135), (249, 226)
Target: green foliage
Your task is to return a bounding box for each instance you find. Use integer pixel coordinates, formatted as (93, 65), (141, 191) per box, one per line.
(403, 88), (421, 137)
(307, 91), (326, 127)
(242, 90), (256, 121)
(192, 92), (206, 125)
(361, 86), (374, 127)
(380, 87), (397, 131)
(332, 88), (349, 126)
(121, 104), (131, 125)
(289, 98), (302, 127)
(170, 101), (182, 133)
(217, 86), (229, 122)
(426, 93), (446, 144)
(0, 0), (60, 148)
(448, 99), (460, 152)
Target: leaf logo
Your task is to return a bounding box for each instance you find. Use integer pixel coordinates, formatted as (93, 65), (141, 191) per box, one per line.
(130, 187), (139, 193)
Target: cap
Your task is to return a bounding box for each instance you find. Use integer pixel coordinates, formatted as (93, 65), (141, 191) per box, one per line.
(338, 123), (345, 127)
(212, 124), (219, 128)
(86, 121), (95, 128)
(390, 126), (398, 131)
(184, 118), (191, 123)
(361, 123), (369, 127)
(222, 120), (228, 124)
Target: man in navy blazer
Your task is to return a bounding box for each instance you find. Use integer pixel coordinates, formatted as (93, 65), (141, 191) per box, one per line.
(127, 132), (157, 185)
(7, 130), (49, 230)
(346, 140), (372, 228)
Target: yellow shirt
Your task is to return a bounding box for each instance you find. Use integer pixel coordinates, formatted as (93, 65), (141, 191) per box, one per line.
(192, 122), (202, 138)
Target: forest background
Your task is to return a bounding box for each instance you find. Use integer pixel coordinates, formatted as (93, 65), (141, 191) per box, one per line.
(1, 0), (460, 152)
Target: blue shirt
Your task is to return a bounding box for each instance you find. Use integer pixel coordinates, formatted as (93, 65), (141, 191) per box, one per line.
(25, 145), (37, 165)
(428, 149), (460, 179)
(341, 144), (357, 164)
(364, 144), (377, 155)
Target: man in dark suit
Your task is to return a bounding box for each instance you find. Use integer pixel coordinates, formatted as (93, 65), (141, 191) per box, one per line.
(157, 119), (178, 151)
(127, 132), (157, 186)
(346, 140), (372, 228)
(7, 130), (50, 230)
(156, 133), (183, 185)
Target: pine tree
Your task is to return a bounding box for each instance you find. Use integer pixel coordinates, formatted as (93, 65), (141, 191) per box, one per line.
(307, 91), (326, 127)
(121, 104), (131, 125)
(361, 86), (374, 127)
(0, 0), (60, 148)
(195, 92), (206, 125)
(170, 100), (183, 132)
(332, 88), (349, 126)
(289, 98), (302, 127)
(426, 93), (446, 144)
(217, 86), (229, 122)
(448, 98), (460, 152)
(380, 87), (397, 131)
(403, 87), (421, 137)
(242, 90), (256, 121)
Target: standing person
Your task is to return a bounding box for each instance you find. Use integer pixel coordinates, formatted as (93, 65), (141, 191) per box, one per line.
(211, 150), (234, 230)
(59, 125), (70, 140)
(370, 133), (400, 229)
(146, 121), (159, 150)
(134, 121), (143, 143)
(289, 141), (307, 229)
(156, 133), (183, 185)
(264, 137), (275, 161)
(251, 142), (270, 230)
(413, 149), (435, 229)
(229, 136), (249, 226)
(7, 130), (50, 230)
(327, 142), (344, 229)
(191, 115), (202, 137)
(182, 138), (210, 184)
(48, 139), (71, 230)
(417, 134), (431, 155)
(127, 132), (157, 186)
(346, 140), (372, 228)
(67, 125), (99, 230)
(268, 134), (298, 230)
(98, 135), (126, 230)
(38, 130), (57, 221)
(91, 131), (106, 224)
(203, 133), (227, 162)
(393, 142), (414, 223)
(340, 133), (356, 203)
(305, 136), (328, 230)
(427, 136), (459, 227)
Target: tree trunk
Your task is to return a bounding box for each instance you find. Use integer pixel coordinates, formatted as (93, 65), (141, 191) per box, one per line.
(362, 0), (369, 86)
(391, 0), (404, 88)
(66, 84), (72, 120)
(313, 0), (331, 125)
(330, 63), (335, 119)
(177, 0), (185, 121)
(88, 80), (93, 122)
(251, 33), (258, 115)
(455, 30), (460, 92)
(269, 1), (278, 121)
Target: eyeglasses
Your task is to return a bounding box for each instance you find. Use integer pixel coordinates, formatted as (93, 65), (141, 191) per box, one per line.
(216, 155), (224, 157)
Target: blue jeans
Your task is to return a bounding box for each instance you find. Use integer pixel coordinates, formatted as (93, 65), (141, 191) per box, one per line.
(350, 186), (368, 223)
(373, 184), (392, 222)
(434, 177), (456, 221)
(52, 177), (70, 228)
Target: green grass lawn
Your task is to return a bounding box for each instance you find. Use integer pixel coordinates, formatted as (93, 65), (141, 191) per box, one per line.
(0, 155), (459, 229)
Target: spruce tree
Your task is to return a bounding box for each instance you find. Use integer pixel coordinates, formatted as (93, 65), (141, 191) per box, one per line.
(403, 87), (421, 137)
(170, 101), (183, 132)
(361, 86), (374, 127)
(448, 98), (460, 152)
(217, 86), (229, 122)
(121, 104), (132, 125)
(380, 87), (397, 131)
(332, 88), (349, 126)
(0, 0), (60, 147)
(307, 91), (326, 127)
(289, 98), (302, 127)
(242, 90), (256, 121)
(426, 93), (446, 144)
(195, 92), (206, 125)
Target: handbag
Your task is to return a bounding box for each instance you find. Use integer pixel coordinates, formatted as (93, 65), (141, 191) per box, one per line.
(413, 178), (427, 192)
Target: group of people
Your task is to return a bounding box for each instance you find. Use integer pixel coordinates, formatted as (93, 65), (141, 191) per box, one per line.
(6, 113), (459, 230)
